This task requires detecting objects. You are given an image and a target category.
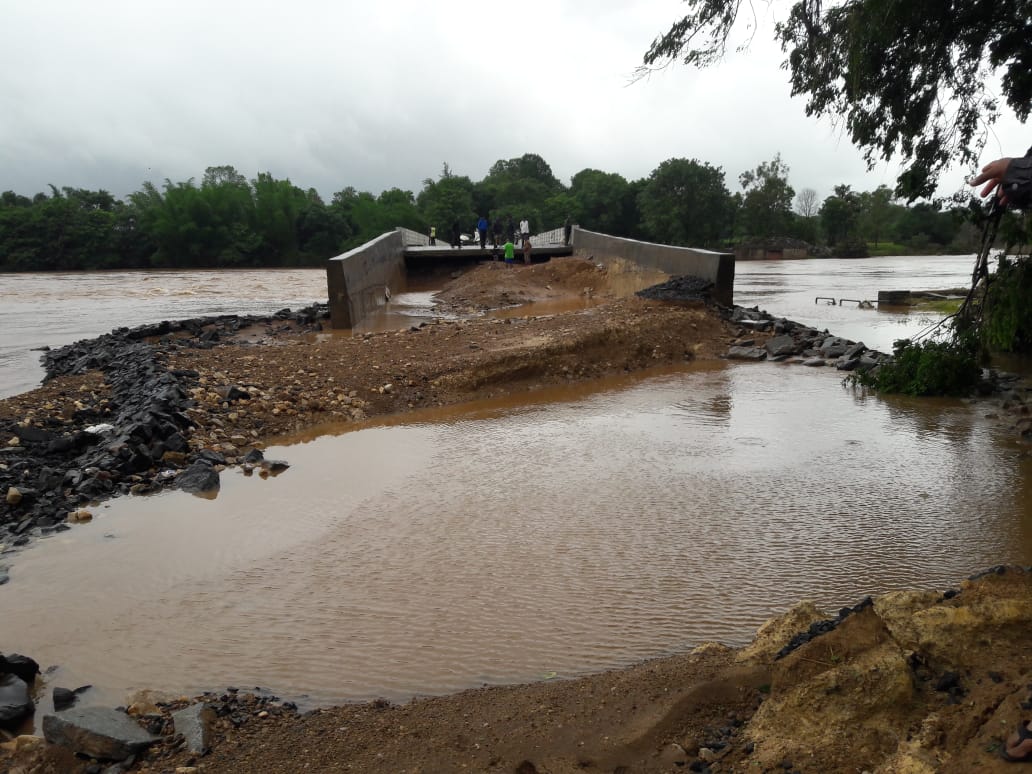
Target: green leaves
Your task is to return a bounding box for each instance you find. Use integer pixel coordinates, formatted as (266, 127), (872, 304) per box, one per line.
(644, 0), (1031, 200)
(637, 158), (732, 247)
(851, 334), (981, 396)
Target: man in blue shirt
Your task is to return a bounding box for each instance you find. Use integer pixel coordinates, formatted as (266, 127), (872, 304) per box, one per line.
(477, 216), (489, 249)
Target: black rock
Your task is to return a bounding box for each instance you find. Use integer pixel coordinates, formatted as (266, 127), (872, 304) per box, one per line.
(636, 275), (714, 301)
(1, 653), (41, 683)
(0, 673), (34, 728)
(242, 448), (265, 464)
(43, 706), (159, 760)
(176, 460), (220, 495)
(197, 449), (227, 465)
(13, 425), (56, 444)
(53, 686), (77, 711)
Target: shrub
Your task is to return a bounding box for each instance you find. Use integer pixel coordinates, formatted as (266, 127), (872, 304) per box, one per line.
(851, 333), (981, 396)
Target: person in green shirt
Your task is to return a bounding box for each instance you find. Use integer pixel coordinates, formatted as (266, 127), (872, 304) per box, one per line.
(503, 238), (515, 265)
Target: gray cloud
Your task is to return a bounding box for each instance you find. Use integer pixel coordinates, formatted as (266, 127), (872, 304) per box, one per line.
(1, 0), (1026, 204)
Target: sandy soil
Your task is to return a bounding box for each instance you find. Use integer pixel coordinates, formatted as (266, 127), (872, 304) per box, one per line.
(3, 258), (1031, 773)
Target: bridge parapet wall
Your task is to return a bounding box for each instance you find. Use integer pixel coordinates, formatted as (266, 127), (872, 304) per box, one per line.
(529, 227), (565, 246)
(398, 227), (430, 246)
(571, 228), (734, 306)
(326, 229), (406, 329)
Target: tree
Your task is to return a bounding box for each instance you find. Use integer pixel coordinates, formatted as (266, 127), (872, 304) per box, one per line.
(417, 171), (476, 236)
(479, 153), (564, 227)
(857, 185), (895, 247)
(737, 154), (795, 239)
(820, 185), (861, 247)
(637, 158), (732, 247)
(641, 0), (1032, 199)
(569, 169), (633, 235)
(795, 188), (819, 219)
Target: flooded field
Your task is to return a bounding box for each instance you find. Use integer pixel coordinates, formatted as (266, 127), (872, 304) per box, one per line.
(7, 361), (1030, 713)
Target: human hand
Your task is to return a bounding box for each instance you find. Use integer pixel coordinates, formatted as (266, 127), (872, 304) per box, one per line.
(970, 157), (1013, 201)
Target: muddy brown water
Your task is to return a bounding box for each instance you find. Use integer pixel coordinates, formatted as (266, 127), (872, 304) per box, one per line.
(6, 361), (1031, 719)
(4, 255), (1032, 721)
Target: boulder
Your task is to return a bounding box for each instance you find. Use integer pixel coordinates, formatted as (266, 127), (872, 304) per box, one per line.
(0, 653), (40, 684)
(819, 337), (849, 358)
(242, 448), (265, 464)
(739, 319), (773, 332)
(727, 346), (767, 361)
(802, 357), (826, 367)
(843, 341), (866, 360)
(43, 706), (159, 760)
(172, 702), (216, 754)
(259, 459), (290, 474)
(0, 674), (33, 729)
(53, 686), (77, 712)
(764, 335), (798, 357)
(176, 460), (220, 495)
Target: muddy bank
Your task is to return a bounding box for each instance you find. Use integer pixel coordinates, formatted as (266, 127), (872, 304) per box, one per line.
(4, 567), (1031, 773)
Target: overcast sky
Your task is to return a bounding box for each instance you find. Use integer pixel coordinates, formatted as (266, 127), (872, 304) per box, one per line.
(1, 0), (1027, 205)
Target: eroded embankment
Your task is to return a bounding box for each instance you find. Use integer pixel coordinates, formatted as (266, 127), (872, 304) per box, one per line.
(4, 567), (1030, 773)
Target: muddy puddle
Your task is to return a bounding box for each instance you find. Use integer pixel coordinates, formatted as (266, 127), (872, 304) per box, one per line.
(6, 361), (1031, 720)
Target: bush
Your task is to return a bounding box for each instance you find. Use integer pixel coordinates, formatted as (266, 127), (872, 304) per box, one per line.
(981, 255), (1032, 353)
(851, 334), (981, 396)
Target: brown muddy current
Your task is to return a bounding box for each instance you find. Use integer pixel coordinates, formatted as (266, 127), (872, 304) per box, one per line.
(2, 256), (1031, 715)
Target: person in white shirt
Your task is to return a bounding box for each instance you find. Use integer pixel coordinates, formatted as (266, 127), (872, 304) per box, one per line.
(519, 218), (530, 240)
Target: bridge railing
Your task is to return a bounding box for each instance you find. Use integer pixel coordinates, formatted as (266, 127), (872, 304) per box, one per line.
(398, 227), (431, 246)
(529, 226), (568, 246)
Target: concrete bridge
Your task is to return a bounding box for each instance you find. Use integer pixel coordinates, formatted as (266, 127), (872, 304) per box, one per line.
(326, 226), (734, 329)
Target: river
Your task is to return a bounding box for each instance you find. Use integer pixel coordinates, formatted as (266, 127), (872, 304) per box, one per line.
(4, 254), (1031, 715)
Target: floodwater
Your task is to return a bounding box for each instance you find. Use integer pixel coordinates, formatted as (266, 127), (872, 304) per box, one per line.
(3, 253), (1030, 716)
(0, 254), (978, 398)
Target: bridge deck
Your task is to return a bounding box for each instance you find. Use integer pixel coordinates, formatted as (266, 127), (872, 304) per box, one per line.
(404, 243), (573, 260)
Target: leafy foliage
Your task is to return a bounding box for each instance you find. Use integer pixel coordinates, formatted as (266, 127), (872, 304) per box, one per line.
(981, 255), (1032, 353)
(851, 333), (981, 396)
(637, 158), (732, 246)
(0, 151), (983, 272)
(738, 155), (794, 239)
(642, 0), (1032, 199)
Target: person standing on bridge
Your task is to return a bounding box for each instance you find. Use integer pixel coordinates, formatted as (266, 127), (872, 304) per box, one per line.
(491, 217), (502, 248)
(428, 225), (436, 246)
(477, 215), (489, 249)
(563, 216), (572, 246)
(451, 219), (462, 249)
(522, 236), (532, 265)
(519, 217), (530, 242)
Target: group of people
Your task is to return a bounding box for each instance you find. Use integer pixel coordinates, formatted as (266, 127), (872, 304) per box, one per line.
(428, 215), (534, 264)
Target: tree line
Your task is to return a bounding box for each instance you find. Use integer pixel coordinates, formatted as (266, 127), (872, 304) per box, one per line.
(0, 153), (982, 272)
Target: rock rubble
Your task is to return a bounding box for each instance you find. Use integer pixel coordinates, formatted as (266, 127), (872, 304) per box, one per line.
(0, 305), (328, 569)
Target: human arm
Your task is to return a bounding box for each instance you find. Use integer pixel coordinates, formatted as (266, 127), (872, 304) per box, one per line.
(970, 148), (1032, 208)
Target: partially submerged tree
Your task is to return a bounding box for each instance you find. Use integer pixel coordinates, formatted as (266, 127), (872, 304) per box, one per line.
(640, 0), (1032, 200)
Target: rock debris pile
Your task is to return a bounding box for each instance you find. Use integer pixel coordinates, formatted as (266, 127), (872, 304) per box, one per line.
(635, 274), (714, 301)
(0, 305), (327, 571)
